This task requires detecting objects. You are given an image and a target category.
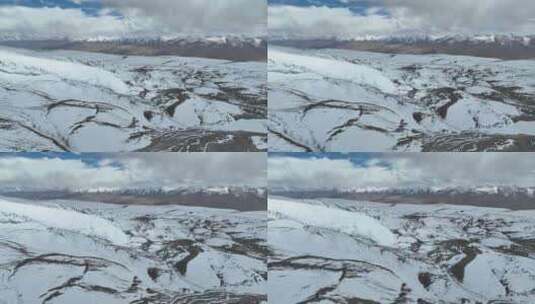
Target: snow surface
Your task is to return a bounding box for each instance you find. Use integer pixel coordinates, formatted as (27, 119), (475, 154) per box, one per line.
(269, 49), (398, 94)
(0, 198), (129, 245)
(0, 49), (130, 94)
(269, 46), (535, 152)
(269, 196), (535, 303)
(269, 198), (397, 247)
(0, 47), (266, 152)
(0, 196), (267, 303)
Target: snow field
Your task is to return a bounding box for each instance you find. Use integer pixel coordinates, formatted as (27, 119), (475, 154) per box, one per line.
(269, 49), (398, 94)
(269, 198), (397, 247)
(0, 49), (130, 94)
(0, 198), (129, 245)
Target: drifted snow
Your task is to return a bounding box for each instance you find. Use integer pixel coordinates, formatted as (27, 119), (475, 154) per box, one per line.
(269, 198), (397, 247)
(0, 49), (130, 94)
(0, 198), (129, 245)
(269, 49), (398, 94)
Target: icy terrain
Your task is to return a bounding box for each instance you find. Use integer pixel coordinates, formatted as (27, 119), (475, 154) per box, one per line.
(269, 47), (535, 152)
(0, 47), (266, 152)
(269, 197), (535, 303)
(0, 197), (267, 303)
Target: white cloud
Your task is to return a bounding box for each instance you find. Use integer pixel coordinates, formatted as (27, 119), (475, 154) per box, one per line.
(102, 0), (267, 36)
(269, 0), (535, 39)
(0, 0), (266, 39)
(0, 6), (137, 39)
(0, 153), (266, 191)
(268, 156), (399, 189)
(0, 157), (133, 190)
(113, 153), (267, 188)
(383, 0), (535, 35)
(268, 153), (535, 190)
(269, 5), (408, 39)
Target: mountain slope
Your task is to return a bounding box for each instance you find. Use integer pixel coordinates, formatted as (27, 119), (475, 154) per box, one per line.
(269, 47), (535, 152)
(269, 197), (535, 303)
(0, 47), (267, 152)
(0, 197), (267, 303)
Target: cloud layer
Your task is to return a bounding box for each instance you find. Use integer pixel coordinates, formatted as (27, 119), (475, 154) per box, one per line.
(268, 153), (535, 190)
(269, 0), (535, 38)
(0, 0), (266, 39)
(0, 6), (136, 39)
(4, 0), (535, 39)
(0, 153), (266, 191)
(102, 0), (266, 36)
(269, 5), (405, 39)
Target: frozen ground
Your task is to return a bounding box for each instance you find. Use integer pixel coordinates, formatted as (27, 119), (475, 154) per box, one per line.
(269, 197), (535, 304)
(269, 47), (535, 152)
(0, 197), (267, 303)
(0, 47), (266, 152)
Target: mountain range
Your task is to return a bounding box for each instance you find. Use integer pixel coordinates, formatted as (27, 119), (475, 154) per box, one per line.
(272, 185), (535, 210)
(271, 34), (535, 60)
(0, 186), (267, 211)
(0, 36), (267, 61)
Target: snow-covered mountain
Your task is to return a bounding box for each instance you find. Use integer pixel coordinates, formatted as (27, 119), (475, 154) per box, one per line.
(343, 34), (535, 46)
(271, 185), (535, 211)
(272, 33), (535, 46)
(339, 185), (535, 196)
(271, 185), (535, 197)
(271, 33), (535, 61)
(0, 186), (267, 212)
(0, 35), (267, 61)
(0, 185), (266, 196)
(78, 35), (267, 47)
(79, 185), (266, 196)
(20, 35), (267, 49)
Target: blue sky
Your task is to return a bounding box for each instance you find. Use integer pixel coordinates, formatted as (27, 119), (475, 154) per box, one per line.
(269, 152), (380, 167)
(0, 153), (112, 167)
(2, 0), (381, 15)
